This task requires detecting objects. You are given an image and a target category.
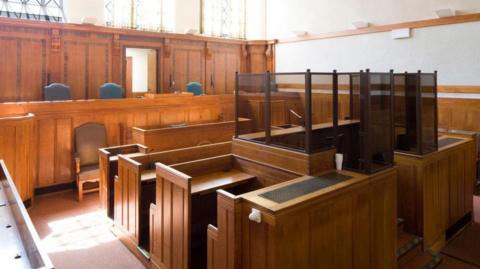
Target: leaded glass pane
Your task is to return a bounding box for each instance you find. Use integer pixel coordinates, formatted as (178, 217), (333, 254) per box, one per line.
(202, 0), (246, 39)
(0, 0), (64, 22)
(104, 0), (174, 32)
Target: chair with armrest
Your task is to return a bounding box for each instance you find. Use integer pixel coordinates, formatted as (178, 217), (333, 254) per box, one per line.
(44, 83), (71, 101)
(74, 123), (107, 201)
(99, 83), (124, 99)
(186, 82), (203, 96)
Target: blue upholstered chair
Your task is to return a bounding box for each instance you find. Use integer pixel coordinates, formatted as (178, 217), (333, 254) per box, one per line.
(99, 83), (124, 99)
(44, 83), (71, 101)
(186, 82), (203, 96)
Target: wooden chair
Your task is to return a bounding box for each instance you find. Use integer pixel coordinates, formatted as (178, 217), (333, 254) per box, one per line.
(74, 123), (107, 201)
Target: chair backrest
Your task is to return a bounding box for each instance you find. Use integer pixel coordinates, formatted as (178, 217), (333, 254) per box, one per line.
(44, 83), (71, 101)
(186, 82), (203, 96)
(75, 123), (107, 167)
(99, 83), (124, 99)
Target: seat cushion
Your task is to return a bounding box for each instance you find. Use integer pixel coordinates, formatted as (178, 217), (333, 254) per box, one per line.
(78, 165), (100, 182)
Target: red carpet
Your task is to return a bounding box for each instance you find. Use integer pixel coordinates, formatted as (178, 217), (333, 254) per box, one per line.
(442, 223), (480, 267)
(28, 191), (145, 269)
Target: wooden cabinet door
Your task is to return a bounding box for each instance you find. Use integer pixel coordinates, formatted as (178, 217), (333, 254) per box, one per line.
(206, 44), (241, 95)
(165, 40), (205, 92)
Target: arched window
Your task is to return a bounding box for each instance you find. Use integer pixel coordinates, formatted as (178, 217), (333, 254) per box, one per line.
(0, 0), (64, 22)
(104, 0), (174, 32)
(201, 0), (246, 39)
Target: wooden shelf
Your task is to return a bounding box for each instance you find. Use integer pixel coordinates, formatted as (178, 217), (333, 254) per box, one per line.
(191, 169), (255, 195)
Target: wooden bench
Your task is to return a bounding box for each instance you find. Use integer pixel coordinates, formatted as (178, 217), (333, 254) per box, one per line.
(112, 142), (232, 261)
(0, 160), (53, 269)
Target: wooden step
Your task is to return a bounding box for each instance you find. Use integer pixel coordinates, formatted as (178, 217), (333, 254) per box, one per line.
(399, 252), (442, 269)
(397, 230), (423, 266)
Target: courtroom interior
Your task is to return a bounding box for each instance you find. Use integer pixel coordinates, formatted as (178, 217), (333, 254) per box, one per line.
(1, 1), (480, 269)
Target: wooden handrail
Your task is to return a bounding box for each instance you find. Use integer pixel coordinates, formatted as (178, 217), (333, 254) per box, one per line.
(0, 113), (34, 121)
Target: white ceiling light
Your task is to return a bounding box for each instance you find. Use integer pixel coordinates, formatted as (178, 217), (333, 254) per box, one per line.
(435, 8), (456, 18)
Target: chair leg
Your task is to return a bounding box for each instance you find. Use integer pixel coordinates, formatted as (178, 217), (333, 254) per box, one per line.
(78, 181), (83, 202)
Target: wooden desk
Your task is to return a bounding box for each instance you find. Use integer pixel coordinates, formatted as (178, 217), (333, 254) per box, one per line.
(131, 118), (251, 152)
(396, 134), (476, 251)
(191, 169), (255, 195)
(0, 160), (53, 269)
(208, 168), (397, 269)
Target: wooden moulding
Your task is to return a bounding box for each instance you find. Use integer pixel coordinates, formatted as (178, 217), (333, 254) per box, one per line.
(395, 135), (476, 251)
(278, 13), (480, 43)
(232, 138), (335, 175)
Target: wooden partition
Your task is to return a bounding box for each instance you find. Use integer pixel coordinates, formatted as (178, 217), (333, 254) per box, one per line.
(99, 144), (149, 219)
(396, 134), (476, 250)
(0, 95), (233, 190)
(113, 142), (233, 262)
(132, 118), (251, 152)
(0, 18), (274, 102)
(0, 160), (53, 268)
(0, 113), (35, 202)
(208, 168), (397, 269)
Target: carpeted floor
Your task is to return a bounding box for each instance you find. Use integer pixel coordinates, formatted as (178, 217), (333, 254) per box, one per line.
(28, 191), (145, 269)
(442, 223), (480, 267)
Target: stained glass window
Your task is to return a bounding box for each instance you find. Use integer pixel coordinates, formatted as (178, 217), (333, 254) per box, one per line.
(202, 0), (246, 39)
(105, 0), (174, 32)
(0, 0), (64, 22)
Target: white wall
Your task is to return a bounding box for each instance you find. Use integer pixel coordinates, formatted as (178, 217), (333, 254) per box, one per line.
(64, 0), (106, 24)
(126, 48), (151, 92)
(63, 0), (266, 39)
(266, 0), (480, 39)
(275, 22), (480, 85)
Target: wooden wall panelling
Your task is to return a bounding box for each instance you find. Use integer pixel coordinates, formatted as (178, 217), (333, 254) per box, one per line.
(206, 43), (242, 94)
(0, 31), (48, 102)
(164, 39), (206, 93)
(246, 44), (267, 73)
(0, 37), (19, 101)
(62, 31), (112, 99)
